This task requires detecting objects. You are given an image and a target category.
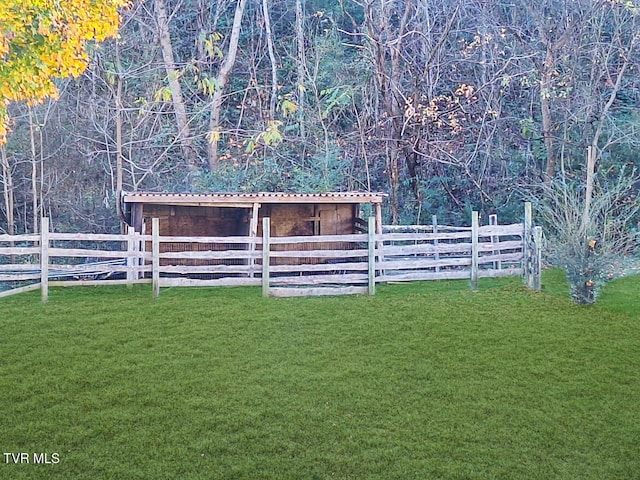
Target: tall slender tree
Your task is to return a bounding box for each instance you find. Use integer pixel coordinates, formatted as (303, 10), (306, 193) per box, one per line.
(207, 0), (248, 170)
(154, 0), (199, 172)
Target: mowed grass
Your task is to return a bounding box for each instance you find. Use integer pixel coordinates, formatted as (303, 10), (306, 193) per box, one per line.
(1, 271), (639, 479)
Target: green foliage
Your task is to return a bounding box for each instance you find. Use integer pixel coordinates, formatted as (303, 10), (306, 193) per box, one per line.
(320, 85), (352, 119)
(197, 76), (219, 96)
(195, 146), (350, 194)
(519, 118), (536, 139)
(153, 85), (173, 102)
(199, 31), (224, 59)
(279, 98), (298, 117)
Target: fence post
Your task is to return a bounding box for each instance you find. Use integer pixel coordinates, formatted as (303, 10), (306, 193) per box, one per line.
(368, 216), (376, 295)
(523, 202), (533, 288)
(375, 202), (385, 268)
(248, 202), (260, 278)
(470, 211), (479, 291)
(262, 217), (270, 297)
(152, 218), (160, 298)
(489, 213), (501, 270)
(126, 226), (136, 287)
(40, 217), (49, 303)
(533, 226), (543, 291)
(432, 214), (440, 273)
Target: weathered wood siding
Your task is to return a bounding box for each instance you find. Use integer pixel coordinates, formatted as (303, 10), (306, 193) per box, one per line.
(142, 205), (248, 270)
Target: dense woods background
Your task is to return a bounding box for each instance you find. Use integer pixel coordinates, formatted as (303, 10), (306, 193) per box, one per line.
(1, 0), (639, 234)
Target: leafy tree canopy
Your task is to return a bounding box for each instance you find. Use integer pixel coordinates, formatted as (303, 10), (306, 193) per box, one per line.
(0, 0), (128, 142)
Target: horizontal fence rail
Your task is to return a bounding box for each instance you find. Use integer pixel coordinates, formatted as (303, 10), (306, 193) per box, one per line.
(0, 205), (542, 300)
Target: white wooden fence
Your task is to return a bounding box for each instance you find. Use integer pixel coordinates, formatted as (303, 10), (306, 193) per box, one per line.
(0, 206), (542, 301)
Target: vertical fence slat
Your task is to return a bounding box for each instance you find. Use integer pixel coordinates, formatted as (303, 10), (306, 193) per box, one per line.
(470, 211), (479, 291)
(533, 226), (543, 291)
(152, 218), (160, 298)
(249, 202), (260, 278)
(368, 216), (376, 296)
(375, 202), (384, 267)
(432, 214), (440, 273)
(126, 226), (135, 287)
(40, 217), (49, 303)
(489, 213), (501, 270)
(262, 217), (270, 297)
(523, 202), (533, 288)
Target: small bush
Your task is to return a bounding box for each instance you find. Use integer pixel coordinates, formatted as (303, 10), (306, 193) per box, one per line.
(533, 168), (640, 304)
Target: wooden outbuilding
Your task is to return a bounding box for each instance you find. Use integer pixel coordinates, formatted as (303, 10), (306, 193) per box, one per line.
(120, 192), (385, 238)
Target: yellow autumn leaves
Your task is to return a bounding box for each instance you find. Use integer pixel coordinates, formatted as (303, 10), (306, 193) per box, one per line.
(0, 0), (128, 143)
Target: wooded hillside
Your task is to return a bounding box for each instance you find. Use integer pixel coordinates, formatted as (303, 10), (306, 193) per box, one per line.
(1, 0), (639, 233)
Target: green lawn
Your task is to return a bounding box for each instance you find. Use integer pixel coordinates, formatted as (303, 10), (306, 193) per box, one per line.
(1, 271), (639, 479)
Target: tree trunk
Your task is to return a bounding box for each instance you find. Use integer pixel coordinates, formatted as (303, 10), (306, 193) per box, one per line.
(261, 0), (278, 119)
(581, 59), (629, 237)
(522, 3), (578, 182)
(28, 108), (39, 233)
(295, 0), (306, 140)
(364, 0), (413, 224)
(541, 45), (556, 181)
(154, 0), (198, 173)
(115, 41), (124, 219)
(1, 146), (14, 235)
(207, 0), (248, 170)
(582, 145), (596, 236)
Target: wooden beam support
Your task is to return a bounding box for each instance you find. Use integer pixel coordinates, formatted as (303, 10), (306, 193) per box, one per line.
(132, 202), (144, 233)
(375, 201), (384, 269)
(248, 202), (260, 277)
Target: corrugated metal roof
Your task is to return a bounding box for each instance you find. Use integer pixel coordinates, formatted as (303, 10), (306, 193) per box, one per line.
(122, 191), (385, 204)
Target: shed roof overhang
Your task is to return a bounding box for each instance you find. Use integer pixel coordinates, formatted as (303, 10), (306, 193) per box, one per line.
(122, 191), (385, 208)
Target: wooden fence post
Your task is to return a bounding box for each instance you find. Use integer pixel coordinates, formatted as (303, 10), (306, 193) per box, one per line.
(248, 202), (260, 278)
(489, 213), (501, 270)
(523, 202), (533, 288)
(152, 218), (160, 298)
(375, 202), (384, 268)
(368, 216), (376, 295)
(40, 217), (49, 303)
(126, 226), (136, 287)
(533, 226), (543, 291)
(470, 210), (479, 291)
(262, 217), (270, 297)
(432, 214), (440, 273)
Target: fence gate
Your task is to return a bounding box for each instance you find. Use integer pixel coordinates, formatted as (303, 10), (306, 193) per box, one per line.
(261, 217), (376, 297)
